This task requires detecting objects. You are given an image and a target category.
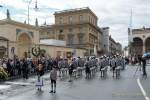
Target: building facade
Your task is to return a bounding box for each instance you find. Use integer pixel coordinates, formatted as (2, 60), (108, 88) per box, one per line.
(101, 27), (109, 55)
(0, 10), (85, 59)
(128, 27), (150, 56)
(116, 42), (122, 55)
(0, 19), (39, 58)
(40, 7), (103, 56)
(109, 36), (122, 55)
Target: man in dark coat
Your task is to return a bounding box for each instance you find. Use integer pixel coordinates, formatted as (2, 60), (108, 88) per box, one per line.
(22, 59), (29, 79)
(141, 57), (147, 77)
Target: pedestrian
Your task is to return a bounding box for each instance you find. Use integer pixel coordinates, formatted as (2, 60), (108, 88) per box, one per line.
(138, 55), (142, 71)
(141, 57), (147, 77)
(22, 59), (29, 79)
(121, 57), (126, 70)
(49, 67), (57, 93)
(16, 59), (21, 76)
(58, 58), (63, 77)
(36, 63), (44, 91)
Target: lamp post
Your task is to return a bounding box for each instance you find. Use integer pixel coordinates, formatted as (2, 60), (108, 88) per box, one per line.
(27, 0), (32, 24)
(27, 0), (39, 24)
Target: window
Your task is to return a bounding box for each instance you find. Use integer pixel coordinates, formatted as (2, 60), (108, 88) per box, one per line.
(89, 28), (91, 31)
(59, 17), (63, 24)
(52, 30), (55, 34)
(79, 15), (83, 21)
(79, 27), (83, 33)
(47, 32), (50, 34)
(69, 16), (73, 23)
(78, 33), (84, 44)
(69, 28), (73, 32)
(68, 34), (74, 45)
(59, 29), (63, 34)
(58, 34), (64, 40)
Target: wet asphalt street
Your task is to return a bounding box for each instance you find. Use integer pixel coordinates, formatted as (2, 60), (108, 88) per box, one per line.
(1, 65), (150, 100)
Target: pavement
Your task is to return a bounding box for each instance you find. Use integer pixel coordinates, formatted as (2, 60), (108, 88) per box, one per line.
(0, 65), (150, 100)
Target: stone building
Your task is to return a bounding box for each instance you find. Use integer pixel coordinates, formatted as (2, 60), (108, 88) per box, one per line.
(101, 27), (109, 55)
(40, 7), (103, 56)
(116, 42), (122, 55)
(0, 10), (85, 59)
(0, 19), (39, 58)
(109, 36), (122, 55)
(128, 27), (150, 56)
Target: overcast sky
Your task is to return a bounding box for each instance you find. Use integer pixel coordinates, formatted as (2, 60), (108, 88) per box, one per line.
(0, 0), (150, 47)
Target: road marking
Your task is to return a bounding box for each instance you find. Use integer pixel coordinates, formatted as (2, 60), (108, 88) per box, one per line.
(137, 78), (150, 100)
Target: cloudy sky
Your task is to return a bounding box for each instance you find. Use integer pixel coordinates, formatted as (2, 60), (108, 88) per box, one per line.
(0, 0), (150, 47)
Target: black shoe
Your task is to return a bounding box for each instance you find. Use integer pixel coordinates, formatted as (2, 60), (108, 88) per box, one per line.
(49, 90), (53, 93)
(53, 91), (56, 93)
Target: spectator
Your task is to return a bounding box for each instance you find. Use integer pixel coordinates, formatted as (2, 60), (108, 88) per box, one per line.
(49, 67), (57, 93)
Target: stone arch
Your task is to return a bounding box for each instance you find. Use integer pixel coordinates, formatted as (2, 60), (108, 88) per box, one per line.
(0, 36), (9, 41)
(132, 37), (143, 56)
(17, 32), (33, 42)
(145, 37), (150, 52)
(17, 33), (32, 58)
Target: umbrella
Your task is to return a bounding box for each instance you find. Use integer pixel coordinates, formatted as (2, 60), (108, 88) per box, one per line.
(143, 52), (150, 58)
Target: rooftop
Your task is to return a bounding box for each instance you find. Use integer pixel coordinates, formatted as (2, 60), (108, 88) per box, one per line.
(132, 27), (150, 31)
(54, 7), (98, 19)
(0, 19), (38, 30)
(55, 7), (89, 14)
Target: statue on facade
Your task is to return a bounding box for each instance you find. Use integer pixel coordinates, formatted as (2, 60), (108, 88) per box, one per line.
(35, 18), (38, 26)
(6, 9), (11, 19)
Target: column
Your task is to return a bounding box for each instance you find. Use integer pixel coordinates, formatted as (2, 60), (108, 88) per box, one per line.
(143, 41), (145, 53)
(143, 44), (145, 53)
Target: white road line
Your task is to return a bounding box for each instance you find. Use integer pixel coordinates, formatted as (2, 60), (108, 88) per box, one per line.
(137, 78), (150, 100)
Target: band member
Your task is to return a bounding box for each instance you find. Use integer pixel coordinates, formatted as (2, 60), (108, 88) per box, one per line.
(68, 60), (74, 82)
(85, 59), (91, 78)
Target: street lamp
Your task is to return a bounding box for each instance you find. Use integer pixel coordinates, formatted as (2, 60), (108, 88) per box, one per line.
(27, 0), (32, 24)
(27, 0), (38, 24)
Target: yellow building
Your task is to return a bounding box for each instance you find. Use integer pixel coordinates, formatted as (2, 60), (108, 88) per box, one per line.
(0, 18), (39, 58)
(0, 10), (85, 59)
(40, 7), (103, 56)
